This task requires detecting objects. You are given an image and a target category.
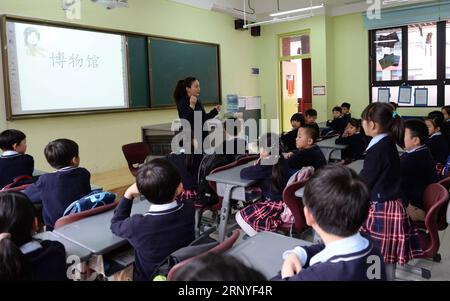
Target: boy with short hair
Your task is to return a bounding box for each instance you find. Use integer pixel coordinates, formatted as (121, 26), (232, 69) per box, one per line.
(325, 106), (347, 135)
(274, 164), (386, 281)
(23, 139), (91, 229)
(281, 113), (305, 151)
(111, 158), (195, 281)
(401, 119), (438, 221)
(305, 109), (320, 134)
(0, 129), (34, 188)
(284, 125), (326, 173)
(341, 102), (351, 121)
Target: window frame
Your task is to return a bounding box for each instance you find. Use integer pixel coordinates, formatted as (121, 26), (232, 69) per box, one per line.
(369, 21), (447, 108)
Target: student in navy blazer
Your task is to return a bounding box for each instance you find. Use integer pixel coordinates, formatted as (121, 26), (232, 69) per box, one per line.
(284, 125), (326, 175)
(273, 165), (386, 281)
(425, 111), (449, 165)
(281, 113), (305, 152)
(335, 118), (368, 163)
(0, 192), (67, 281)
(0, 129), (34, 188)
(23, 139), (91, 229)
(111, 159), (195, 281)
(401, 119), (438, 222)
(325, 106), (347, 135)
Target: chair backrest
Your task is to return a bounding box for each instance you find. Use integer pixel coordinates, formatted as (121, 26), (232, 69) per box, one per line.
(420, 183), (449, 257)
(1, 175), (34, 191)
(282, 180), (308, 233)
(122, 142), (150, 177)
(438, 177), (450, 229)
(54, 200), (119, 229)
(167, 229), (240, 281)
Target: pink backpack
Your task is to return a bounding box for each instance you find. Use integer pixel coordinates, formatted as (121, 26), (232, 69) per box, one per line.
(280, 167), (315, 224)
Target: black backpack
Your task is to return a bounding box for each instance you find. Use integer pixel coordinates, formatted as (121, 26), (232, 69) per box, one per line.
(197, 154), (235, 207)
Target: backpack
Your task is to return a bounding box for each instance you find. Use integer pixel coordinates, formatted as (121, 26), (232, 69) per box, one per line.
(280, 166), (315, 224)
(63, 190), (117, 216)
(152, 227), (219, 280)
(197, 154), (235, 207)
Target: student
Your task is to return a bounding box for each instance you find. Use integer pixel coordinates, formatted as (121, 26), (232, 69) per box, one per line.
(425, 111), (449, 165)
(335, 118), (368, 163)
(0, 192), (67, 281)
(273, 165), (386, 281)
(235, 133), (289, 236)
(217, 117), (247, 159)
(0, 129), (34, 189)
(284, 125), (327, 174)
(325, 106), (347, 135)
(341, 102), (351, 121)
(304, 109), (320, 134)
(281, 113), (305, 152)
(23, 139), (91, 229)
(111, 158), (195, 281)
(401, 119), (437, 222)
(441, 105), (450, 122)
(172, 253), (266, 281)
(359, 103), (422, 279)
(166, 136), (203, 202)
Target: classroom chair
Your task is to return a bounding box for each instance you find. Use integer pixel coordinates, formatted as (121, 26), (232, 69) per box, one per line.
(439, 177), (450, 225)
(54, 200), (119, 229)
(1, 175), (34, 192)
(277, 179), (309, 237)
(167, 229), (240, 281)
(401, 183), (449, 279)
(121, 142), (150, 177)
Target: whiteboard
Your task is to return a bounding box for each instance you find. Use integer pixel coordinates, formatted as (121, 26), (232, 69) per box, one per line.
(6, 21), (129, 116)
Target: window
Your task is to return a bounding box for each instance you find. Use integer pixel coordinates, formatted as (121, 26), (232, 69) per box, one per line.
(370, 21), (448, 108)
(374, 28), (403, 81)
(281, 34), (310, 57)
(447, 21), (450, 79)
(408, 23), (436, 80)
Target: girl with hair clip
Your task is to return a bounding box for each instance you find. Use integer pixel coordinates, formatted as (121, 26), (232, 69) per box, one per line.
(235, 133), (289, 237)
(0, 192), (67, 281)
(359, 103), (423, 280)
(173, 77), (221, 137)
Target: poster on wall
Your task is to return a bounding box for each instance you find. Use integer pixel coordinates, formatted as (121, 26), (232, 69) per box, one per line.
(398, 86), (412, 104)
(313, 86), (326, 95)
(378, 88), (390, 103)
(414, 88), (428, 107)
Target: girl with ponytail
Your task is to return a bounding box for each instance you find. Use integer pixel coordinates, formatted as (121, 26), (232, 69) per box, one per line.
(359, 103), (423, 280)
(0, 192), (67, 281)
(235, 133), (289, 236)
(173, 77), (221, 139)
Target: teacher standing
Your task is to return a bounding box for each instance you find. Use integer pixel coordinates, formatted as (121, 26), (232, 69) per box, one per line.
(173, 77), (221, 133)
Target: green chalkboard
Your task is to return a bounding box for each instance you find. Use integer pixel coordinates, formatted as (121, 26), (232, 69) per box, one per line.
(127, 36), (150, 108)
(148, 37), (221, 107)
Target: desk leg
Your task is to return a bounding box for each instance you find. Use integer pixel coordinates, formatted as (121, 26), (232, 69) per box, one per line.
(218, 184), (236, 243)
(320, 149), (332, 162)
(329, 149), (341, 161)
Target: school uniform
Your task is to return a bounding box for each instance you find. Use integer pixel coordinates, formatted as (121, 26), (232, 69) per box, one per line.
(110, 197), (195, 281)
(425, 132), (449, 165)
(400, 145), (437, 210)
(287, 145), (327, 172)
(166, 151), (203, 201)
(343, 113), (352, 121)
(23, 166), (91, 228)
(326, 117), (347, 135)
(335, 132), (368, 162)
(238, 157), (289, 233)
(281, 128), (299, 151)
(309, 122), (320, 134)
(0, 151), (34, 188)
(272, 233), (386, 281)
(176, 97), (218, 134)
(21, 239), (67, 281)
(360, 134), (423, 265)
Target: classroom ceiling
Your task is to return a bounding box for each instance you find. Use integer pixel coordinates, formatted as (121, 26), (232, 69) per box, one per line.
(171, 0), (435, 18)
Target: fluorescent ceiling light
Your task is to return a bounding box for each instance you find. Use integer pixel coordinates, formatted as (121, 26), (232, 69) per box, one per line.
(270, 3), (324, 17)
(244, 13), (313, 29)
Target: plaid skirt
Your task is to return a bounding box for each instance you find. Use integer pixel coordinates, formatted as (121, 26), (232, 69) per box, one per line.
(177, 189), (198, 203)
(360, 200), (424, 265)
(239, 199), (284, 232)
